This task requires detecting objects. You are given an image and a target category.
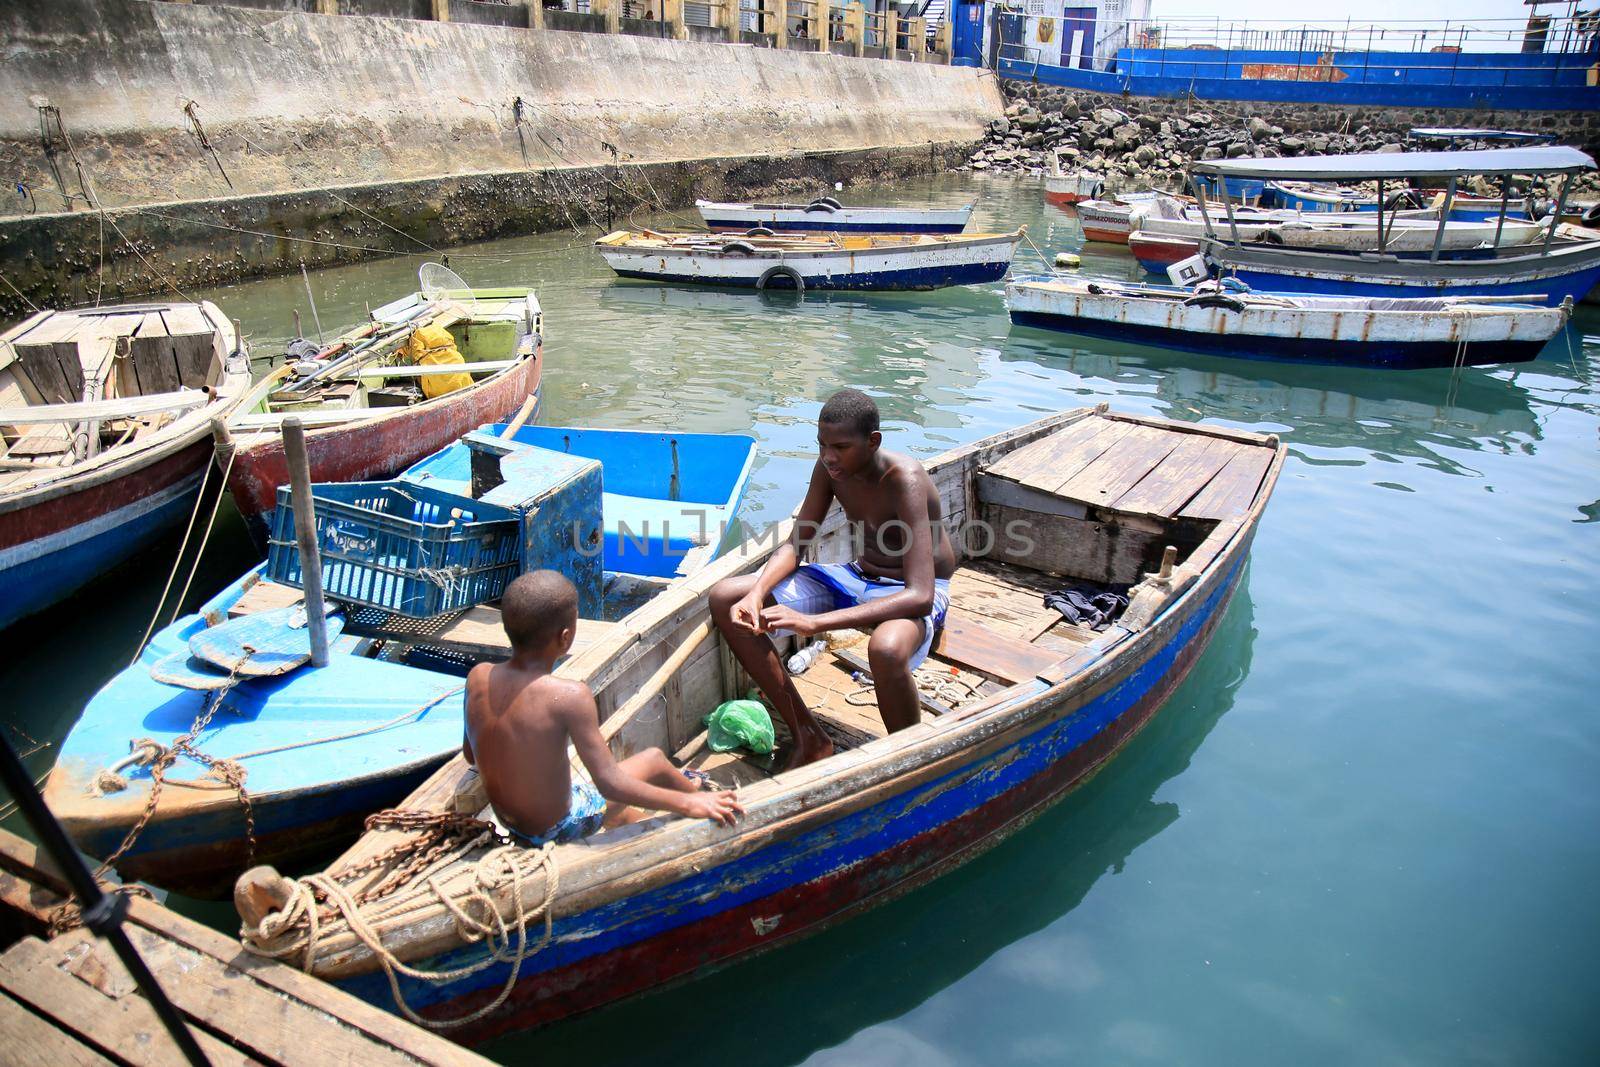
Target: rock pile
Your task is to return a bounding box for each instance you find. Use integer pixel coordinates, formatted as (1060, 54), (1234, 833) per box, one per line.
(965, 84), (1600, 200)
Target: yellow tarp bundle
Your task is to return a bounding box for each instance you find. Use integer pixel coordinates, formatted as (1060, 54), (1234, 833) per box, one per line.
(402, 323), (473, 399)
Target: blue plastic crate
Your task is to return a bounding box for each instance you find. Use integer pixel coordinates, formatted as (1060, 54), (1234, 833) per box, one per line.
(266, 481), (521, 618)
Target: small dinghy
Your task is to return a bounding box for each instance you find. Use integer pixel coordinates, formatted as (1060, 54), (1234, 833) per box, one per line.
(43, 423), (756, 897)
(695, 197), (974, 234)
(594, 228), (1023, 292)
(237, 407), (1283, 1040)
(1006, 276), (1573, 369)
(224, 264), (543, 542)
(1, 302), (251, 628)
(1044, 151), (1104, 208)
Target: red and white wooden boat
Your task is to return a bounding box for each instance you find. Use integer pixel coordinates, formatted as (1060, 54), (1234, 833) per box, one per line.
(224, 284), (542, 541)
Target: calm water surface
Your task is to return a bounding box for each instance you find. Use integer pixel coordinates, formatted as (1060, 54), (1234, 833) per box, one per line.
(3, 175), (1598, 1065)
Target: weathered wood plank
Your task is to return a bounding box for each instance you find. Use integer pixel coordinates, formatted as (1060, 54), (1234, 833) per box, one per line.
(1052, 423), (1181, 503)
(0, 989), (114, 1067)
(0, 389), (209, 425)
(1179, 446), (1275, 520)
(1111, 433), (1242, 518)
(983, 415), (1128, 490)
(0, 937), (259, 1067)
(931, 614), (1060, 685)
(981, 501), (1168, 586)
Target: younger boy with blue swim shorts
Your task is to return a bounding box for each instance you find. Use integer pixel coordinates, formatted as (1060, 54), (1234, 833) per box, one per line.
(464, 571), (744, 848)
(711, 388), (961, 770)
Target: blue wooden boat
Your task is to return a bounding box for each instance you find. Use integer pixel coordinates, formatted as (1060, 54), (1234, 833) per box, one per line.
(1191, 146), (1600, 306)
(237, 408), (1284, 1041)
(42, 423), (756, 898)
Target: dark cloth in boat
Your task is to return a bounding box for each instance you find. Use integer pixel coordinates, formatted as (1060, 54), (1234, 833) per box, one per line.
(1043, 583), (1130, 631)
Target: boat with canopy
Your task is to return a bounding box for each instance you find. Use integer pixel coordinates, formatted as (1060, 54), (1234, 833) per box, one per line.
(1191, 146), (1600, 305)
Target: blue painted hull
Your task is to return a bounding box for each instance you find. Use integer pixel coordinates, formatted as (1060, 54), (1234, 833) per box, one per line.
(612, 260), (1012, 292)
(334, 549), (1259, 1039)
(1226, 263), (1600, 305)
(1009, 310), (1549, 369)
(0, 472), (200, 630)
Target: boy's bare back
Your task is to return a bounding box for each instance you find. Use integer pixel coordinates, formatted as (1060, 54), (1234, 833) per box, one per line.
(464, 660), (590, 838)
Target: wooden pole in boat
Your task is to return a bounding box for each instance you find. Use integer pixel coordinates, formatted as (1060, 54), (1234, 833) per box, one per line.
(282, 416), (330, 669)
(210, 417), (234, 471)
(1430, 177), (1457, 263)
(1543, 174), (1572, 255)
(501, 393), (538, 438)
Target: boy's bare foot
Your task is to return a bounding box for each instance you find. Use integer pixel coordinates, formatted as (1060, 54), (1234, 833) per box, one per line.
(778, 731), (834, 771)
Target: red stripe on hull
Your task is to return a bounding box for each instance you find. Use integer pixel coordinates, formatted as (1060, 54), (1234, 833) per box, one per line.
(227, 352), (541, 527)
(421, 577), (1243, 1044)
(0, 437), (212, 551)
(1127, 236), (1200, 265)
(1045, 191), (1091, 208)
(1080, 226), (1131, 245)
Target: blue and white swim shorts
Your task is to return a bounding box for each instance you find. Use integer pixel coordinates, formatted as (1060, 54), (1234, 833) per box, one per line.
(768, 562), (951, 671)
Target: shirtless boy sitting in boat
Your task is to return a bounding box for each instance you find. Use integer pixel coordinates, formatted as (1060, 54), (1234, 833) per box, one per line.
(710, 389), (956, 768)
(465, 571), (743, 846)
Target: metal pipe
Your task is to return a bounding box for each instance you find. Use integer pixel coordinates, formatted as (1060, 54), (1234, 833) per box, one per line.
(1430, 177), (1457, 262)
(282, 416), (330, 669)
(1543, 174), (1572, 254)
(1376, 179), (1388, 255)
(0, 733), (212, 1067)
(1223, 192), (1241, 246)
(1493, 174), (1510, 249)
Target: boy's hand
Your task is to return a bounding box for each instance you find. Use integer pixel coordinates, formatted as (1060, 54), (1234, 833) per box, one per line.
(731, 591), (766, 633)
(759, 604), (819, 636)
(679, 790), (744, 826)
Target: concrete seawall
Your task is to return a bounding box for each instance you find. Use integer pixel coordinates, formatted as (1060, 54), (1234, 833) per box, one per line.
(0, 0), (1002, 313)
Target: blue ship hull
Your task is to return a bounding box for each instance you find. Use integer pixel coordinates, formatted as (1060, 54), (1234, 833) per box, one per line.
(1226, 264), (1600, 305)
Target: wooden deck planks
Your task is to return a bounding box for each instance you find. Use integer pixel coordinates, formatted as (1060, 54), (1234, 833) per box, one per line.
(984, 416), (1132, 493)
(1052, 423), (1183, 504)
(1179, 446), (1275, 520)
(0, 937), (258, 1067)
(1111, 433), (1244, 518)
(0, 989), (115, 1067)
(931, 615), (1059, 685)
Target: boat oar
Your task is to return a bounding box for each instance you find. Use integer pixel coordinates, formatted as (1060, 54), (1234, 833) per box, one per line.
(501, 394), (538, 439)
(597, 621), (716, 747)
(278, 300), (447, 396)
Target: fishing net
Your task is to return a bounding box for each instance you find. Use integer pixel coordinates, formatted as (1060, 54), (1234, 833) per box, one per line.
(418, 261), (479, 318)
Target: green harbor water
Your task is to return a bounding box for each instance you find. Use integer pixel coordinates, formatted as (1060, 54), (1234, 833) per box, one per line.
(4, 174), (1598, 1064)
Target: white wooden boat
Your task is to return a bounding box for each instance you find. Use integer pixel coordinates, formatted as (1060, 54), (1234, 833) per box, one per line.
(695, 198), (975, 234)
(595, 228), (1023, 291)
(236, 406), (1284, 1040)
(1044, 151), (1104, 207)
(0, 302), (251, 628)
(1007, 275), (1572, 369)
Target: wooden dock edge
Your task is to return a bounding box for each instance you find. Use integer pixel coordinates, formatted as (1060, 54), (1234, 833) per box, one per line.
(0, 827), (490, 1066)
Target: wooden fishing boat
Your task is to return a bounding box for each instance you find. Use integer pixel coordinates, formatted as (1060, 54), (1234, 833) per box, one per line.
(595, 229), (1023, 292)
(1266, 179), (1397, 213)
(1193, 146), (1600, 305)
(0, 302), (251, 629)
(235, 406), (1284, 1041)
(1074, 193), (1163, 244)
(225, 279), (542, 542)
(1044, 152), (1104, 208)
(695, 197), (975, 234)
(1007, 276), (1572, 369)
(43, 424), (756, 898)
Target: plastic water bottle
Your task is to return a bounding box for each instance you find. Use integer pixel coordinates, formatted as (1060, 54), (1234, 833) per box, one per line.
(786, 639), (827, 675)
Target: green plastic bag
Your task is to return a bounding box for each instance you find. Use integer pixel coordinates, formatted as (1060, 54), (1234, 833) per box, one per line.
(704, 699), (775, 755)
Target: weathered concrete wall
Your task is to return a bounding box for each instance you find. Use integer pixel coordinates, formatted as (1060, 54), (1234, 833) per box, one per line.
(0, 0), (1001, 313)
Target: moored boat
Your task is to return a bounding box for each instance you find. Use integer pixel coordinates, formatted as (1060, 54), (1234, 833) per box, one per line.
(695, 197), (974, 234)
(225, 272), (543, 542)
(236, 406), (1284, 1041)
(1044, 151), (1104, 208)
(595, 228), (1023, 291)
(1006, 275), (1572, 369)
(1193, 146), (1600, 306)
(1, 302), (251, 629)
(43, 422), (756, 898)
